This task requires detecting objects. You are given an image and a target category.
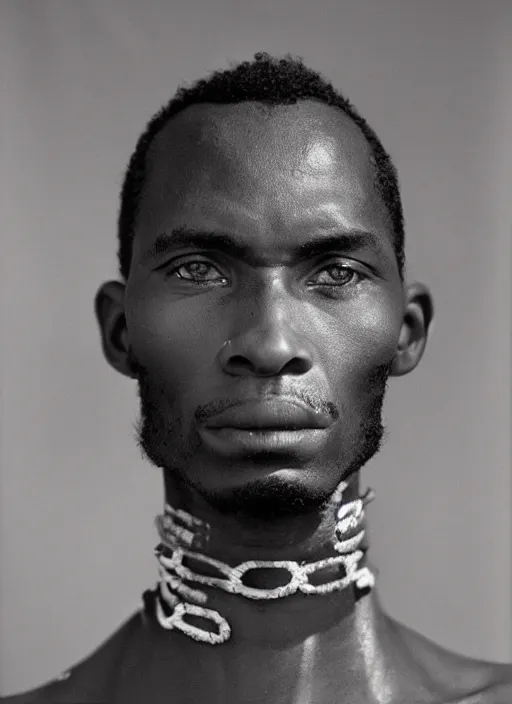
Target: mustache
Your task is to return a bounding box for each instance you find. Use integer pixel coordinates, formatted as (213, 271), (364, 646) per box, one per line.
(194, 360), (392, 426)
(194, 391), (340, 425)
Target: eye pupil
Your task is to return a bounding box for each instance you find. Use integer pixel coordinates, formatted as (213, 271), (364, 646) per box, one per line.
(170, 260), (226, 285)
(179, 262), (215, 279)
(331, 266), (348, 278)
(320, 265), (355, 285)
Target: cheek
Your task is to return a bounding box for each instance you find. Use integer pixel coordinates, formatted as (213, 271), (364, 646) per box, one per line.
(355, 303), (400, 354)
(326, 296), (400, 387)
(126, 293), (223, 381)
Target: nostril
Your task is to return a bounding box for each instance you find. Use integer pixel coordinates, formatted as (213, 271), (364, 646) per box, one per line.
(230, 355), (252, 367)
(224, 354), (312, 377)
(225, 355), (256, 374)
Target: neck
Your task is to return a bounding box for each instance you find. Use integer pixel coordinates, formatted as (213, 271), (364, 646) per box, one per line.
(165, 470), (363, 556)
(154, 472), (376, 647)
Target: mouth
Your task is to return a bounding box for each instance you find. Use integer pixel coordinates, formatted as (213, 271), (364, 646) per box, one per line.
(199, 427), (328, 458)
(199, 399), (333, 459)
(203, 398), (332, 431)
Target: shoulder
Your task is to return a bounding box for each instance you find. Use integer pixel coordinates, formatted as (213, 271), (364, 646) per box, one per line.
(0, 612), (143, 703)
(0, 674), (71, 704)
(479, 666), (512, 704)
(390, 617), (512, 703)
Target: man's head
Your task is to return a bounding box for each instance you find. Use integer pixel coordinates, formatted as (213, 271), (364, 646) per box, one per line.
(95, 53), (433, 521)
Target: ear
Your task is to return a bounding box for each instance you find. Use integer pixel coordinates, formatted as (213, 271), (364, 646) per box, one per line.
(94, 281), (136, 379)
(390, 281), (434, 377)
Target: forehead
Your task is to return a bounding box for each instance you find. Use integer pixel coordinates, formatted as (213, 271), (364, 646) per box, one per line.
(137, 101), (389, 248)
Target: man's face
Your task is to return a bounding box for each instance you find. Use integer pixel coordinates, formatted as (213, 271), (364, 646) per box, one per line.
(123, 101), (405, 518)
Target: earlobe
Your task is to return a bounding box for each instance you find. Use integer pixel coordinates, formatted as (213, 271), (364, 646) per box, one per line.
(94, 281), (136, 379)
(390, 282), (434, 378)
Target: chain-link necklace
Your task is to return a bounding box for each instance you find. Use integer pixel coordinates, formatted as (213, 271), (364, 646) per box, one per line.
(150, 481), (375, 645)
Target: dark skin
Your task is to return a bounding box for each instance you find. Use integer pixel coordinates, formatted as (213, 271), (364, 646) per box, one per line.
(5, 100), (508, 703)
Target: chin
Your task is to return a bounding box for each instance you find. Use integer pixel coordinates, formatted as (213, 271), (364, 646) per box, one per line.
(189, 471), (336, 520)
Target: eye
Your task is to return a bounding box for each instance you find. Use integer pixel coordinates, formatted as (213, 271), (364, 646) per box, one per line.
(165, 259), (227, 285)
(308, 262), (363, 287)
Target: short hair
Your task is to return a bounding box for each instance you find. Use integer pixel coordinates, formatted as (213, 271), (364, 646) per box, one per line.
(117, 52), (405, 281)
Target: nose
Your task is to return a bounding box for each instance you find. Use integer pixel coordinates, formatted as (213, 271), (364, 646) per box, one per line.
(218, 293), (315, 378)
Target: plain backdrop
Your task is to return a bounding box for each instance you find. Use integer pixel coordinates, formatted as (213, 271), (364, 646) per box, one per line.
(1, 0), (511, 696)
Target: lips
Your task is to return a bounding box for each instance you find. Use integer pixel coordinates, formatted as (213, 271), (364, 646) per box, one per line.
(203, 399), (332, 430)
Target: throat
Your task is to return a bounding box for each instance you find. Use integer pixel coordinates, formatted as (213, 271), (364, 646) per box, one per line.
(148, 478), (376, 646)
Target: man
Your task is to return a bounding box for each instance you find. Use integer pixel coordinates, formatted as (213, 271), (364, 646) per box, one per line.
(4, 52), (511, 703)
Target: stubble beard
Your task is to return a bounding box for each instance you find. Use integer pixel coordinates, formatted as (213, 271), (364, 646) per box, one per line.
(129, 348), (391, 520)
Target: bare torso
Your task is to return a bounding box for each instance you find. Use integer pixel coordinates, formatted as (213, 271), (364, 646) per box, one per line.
(2, 595), (511, 703)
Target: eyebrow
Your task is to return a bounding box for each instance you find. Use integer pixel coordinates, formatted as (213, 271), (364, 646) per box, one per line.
(141, 226), (386, 266)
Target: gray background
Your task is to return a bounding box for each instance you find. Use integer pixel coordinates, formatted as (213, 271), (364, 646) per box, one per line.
(1, 0), (511, 695)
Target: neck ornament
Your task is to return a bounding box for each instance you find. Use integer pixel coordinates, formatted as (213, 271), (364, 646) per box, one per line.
(149, 482), (375, 644)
